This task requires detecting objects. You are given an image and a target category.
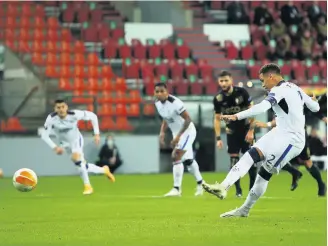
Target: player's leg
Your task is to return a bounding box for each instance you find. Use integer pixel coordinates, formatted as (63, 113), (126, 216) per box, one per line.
(202, 129), (275, 199)
(182, 129), (204, 196)
(304, 159), (326, 196)
(221, 166), (272, 218)
(86, 160), (115, 182)
(240, 135), (257, 191)
(221, 142), (302, 218)
(70, 136), (93, 195)
(71, 151), (93, 195)
(164, 148), (185, 197)
(298, 145), (326, 196)
(281, 159), (303, 191)
(227, 132), (243, 197)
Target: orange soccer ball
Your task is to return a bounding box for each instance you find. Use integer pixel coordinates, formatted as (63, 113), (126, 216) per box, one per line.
(13, 168), (38, 192)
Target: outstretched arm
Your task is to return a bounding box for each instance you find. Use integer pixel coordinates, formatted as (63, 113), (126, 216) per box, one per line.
(236, 100), (272, 120)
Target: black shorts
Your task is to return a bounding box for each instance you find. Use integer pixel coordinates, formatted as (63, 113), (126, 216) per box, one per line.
(227, 127), (253, 154)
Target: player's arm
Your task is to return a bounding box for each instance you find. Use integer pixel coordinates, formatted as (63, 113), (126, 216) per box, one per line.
(175, 100), (191, 138)
(75, 110), (100, 135)
(235, 100), (272, 120)
(75, 110), (100, 145)
(160, 120), (168, 135)
(255, 119), (277, 128)
(300, 90), (320, 113)
(213, 96), (222, 139)
(213, 96), (224, 148)
(311, 94), (326, 122)
(214, 113), (221, 139)
(40, 115), (57, 149)
(242, 88), (256, 131)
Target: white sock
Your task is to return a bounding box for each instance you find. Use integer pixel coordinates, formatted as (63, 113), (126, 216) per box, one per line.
(221, 152), (254, 190)
(76, 161), (90, 185)
(187, 160), (203, 185)
(173, 162), (184, 189)
(240, 174), (269, 211)
(87, 163), (105, 174)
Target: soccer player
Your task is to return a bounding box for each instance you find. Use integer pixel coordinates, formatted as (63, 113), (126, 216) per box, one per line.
(41, 99), (115, 195)
(202, 64), (320, 218)
(213, 70), (260, 197)
(256, 119), (326, 196)
(154, 82), (204, 197)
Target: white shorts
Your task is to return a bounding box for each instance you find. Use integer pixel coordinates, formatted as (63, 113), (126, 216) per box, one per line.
(174, 126), (197, 161)
(60, 134), (84, 158)
(254, 128), (304, 174)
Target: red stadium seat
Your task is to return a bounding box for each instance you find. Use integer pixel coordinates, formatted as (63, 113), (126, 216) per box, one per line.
(58, 78), (72, 91)
(190, 82), (203, 95)
(128, 104), (140, 117)
(291, 60), (305, 81)
(116, 117), (133, 131)
(133, 44), (147, 59)
(99, 104), (115, 116)
(119, 45), (132, 59)
(155, 62), (169, 77)
(100, 117), (116, 130)
(162, 43), (175, 59)
(177, 45), (190, 59)
(169, 60), (183, 79)
(143, 103), (156, 116)
(240, 41), (254, 60)
(225, 41), (238, 59)
(82, 26), (98, 42)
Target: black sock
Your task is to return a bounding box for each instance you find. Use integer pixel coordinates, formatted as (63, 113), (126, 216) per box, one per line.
(235, 179), (241, 192)
(282, 163), (300, 176)
(197, 180), (203, 185)
(248, 165), (257, 190)
(231, 156), (241, 192)
(307, 165), (324, 186)
(174, 186), (180, 191)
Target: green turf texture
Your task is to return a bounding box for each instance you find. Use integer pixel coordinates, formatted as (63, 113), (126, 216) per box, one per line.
(0, 171), (326, 246)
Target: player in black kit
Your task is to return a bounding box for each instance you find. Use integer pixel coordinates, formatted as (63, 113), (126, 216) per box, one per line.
(213, 71), (258, 197)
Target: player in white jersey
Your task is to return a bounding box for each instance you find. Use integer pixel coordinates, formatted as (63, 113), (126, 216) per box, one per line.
(154, 82), (204, 197)
(202, 64), (320, 218)
(41, 99), (115, 195)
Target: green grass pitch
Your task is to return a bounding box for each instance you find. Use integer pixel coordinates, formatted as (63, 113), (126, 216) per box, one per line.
(0, 171), (326, 246)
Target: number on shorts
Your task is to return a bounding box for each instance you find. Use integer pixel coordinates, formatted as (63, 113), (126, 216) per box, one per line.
(267, 154), (276, 164)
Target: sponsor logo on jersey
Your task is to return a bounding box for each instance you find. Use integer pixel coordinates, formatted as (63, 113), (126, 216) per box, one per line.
(216, 94), (223, 102)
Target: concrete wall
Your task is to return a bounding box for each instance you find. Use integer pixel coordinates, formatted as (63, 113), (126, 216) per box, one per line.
(0, 136), (160, 177)
(1, 48), (46, 117)
(138, 1), (186, 27)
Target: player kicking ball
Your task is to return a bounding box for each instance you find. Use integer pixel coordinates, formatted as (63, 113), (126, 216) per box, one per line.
(202, 64), (320, 217)
(154, 82), (204, 197)
(41, 99), (115, 195)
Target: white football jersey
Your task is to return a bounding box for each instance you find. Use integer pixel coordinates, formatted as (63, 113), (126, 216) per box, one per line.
(265, 81), (319, 145)
(41, 110), (99, 149)
(155, 95), (195, 136)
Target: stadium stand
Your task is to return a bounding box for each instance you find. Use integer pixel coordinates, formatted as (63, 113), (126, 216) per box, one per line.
(0, 1), (326, 133)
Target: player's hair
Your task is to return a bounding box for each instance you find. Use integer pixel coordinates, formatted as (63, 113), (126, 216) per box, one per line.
(154, 82), (167, 89)
(54, 99), (66, 104)
(259, 63), (281, 75)
(218, 70), (232, 78)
